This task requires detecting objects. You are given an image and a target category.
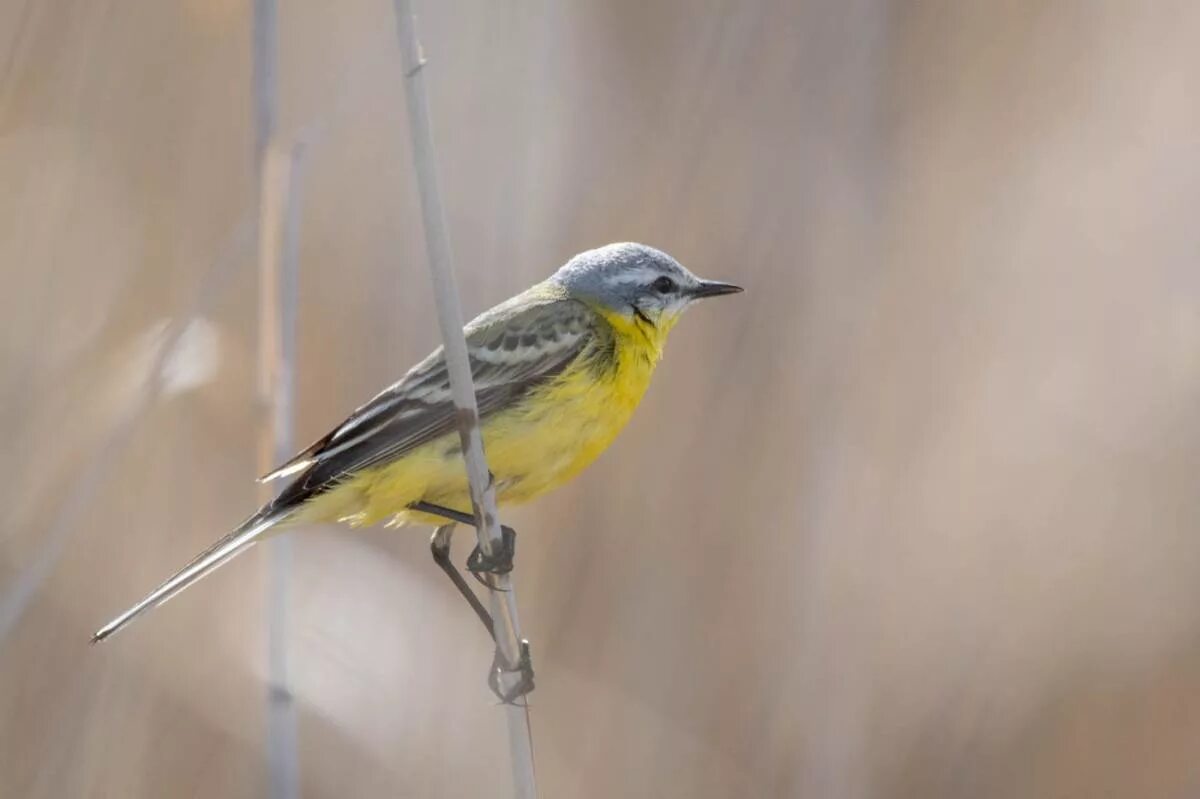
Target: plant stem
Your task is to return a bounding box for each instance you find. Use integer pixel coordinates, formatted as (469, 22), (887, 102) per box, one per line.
(391, 3), (539, 796)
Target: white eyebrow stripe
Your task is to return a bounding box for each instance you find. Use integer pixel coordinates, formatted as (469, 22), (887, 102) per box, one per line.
(608, 265), (664, 285)
(606, 266), (697, 290)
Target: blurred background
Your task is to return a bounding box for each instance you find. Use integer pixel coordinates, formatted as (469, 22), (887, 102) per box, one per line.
(3, 0), (1200, 796)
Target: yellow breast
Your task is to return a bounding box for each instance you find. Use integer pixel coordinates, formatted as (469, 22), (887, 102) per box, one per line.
(482, 325), (659, 503)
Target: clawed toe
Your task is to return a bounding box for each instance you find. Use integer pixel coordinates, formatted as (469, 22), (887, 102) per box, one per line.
(466, 524), (516, 578)
(489, 640), (534, 705)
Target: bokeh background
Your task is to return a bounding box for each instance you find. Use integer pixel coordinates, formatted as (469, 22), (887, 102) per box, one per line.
(3, 0), (1200, 796)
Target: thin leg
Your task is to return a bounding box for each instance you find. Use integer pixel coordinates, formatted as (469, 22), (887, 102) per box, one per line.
(415, 503), (535, 704)
(429, 524), (494, 638)
(412, 501), (475, 527)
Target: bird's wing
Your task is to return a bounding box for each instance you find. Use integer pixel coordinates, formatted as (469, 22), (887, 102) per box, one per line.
(263, 295), (600, 510)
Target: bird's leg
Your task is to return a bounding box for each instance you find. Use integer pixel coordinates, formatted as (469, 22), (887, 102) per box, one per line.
(429, 524), (495, 639)
(409, 500), (518, 587)
(422, 513), (535, 705)
(412, 501), (475, 527)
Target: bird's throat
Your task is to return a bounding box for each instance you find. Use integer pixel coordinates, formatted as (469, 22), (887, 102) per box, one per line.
(601, 307), (672, 363)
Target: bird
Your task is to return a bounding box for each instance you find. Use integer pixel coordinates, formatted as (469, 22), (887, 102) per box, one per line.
(92, 242), (742, 648)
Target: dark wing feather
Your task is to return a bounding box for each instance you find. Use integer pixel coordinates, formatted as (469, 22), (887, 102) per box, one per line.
(265, 296), (598, 513)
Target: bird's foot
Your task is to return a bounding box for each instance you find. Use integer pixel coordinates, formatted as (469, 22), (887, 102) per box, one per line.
(467, 524), (516, 587)
(489, 639), (535, 705)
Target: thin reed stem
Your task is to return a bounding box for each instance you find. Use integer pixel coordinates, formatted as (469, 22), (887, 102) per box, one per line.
(254, 1), (301, 795)
(391, 3), (539, 796)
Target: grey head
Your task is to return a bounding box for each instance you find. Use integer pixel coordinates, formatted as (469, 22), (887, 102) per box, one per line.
(551, 242), (742, 325)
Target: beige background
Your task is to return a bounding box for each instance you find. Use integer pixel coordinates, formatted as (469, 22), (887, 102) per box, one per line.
(2, 1), (1200, 796)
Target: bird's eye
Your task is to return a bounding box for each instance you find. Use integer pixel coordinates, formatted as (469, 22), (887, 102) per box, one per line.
(651, 276), (676, 294)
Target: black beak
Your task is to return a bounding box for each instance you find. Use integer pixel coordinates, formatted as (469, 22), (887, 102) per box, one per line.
(690, 280), (744, 299)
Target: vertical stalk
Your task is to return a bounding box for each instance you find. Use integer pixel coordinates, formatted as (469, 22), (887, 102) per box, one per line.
(254, 1), (300, 796)
(391, 2), (538, 797)
(257, 142), (304, 799)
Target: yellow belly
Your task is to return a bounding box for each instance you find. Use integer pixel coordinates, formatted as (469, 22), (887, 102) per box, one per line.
(295, 332), (659, 528)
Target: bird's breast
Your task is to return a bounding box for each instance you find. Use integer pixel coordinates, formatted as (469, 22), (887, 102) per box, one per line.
(481, 335), (659, 502)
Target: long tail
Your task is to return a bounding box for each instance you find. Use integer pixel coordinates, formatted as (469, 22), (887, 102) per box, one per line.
(91, 509), (286, 643)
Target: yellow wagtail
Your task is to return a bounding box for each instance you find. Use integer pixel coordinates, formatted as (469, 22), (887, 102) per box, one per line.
(93, 242), (742, 646)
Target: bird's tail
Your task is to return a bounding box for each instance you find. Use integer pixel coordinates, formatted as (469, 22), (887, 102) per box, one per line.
(91, 509), (287, 643)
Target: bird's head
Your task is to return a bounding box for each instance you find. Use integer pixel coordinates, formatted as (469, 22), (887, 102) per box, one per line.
(551, 242), (742, 333)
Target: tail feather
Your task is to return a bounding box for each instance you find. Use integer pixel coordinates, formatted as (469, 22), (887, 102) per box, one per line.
(256, 428), (335, 482)
(91, 511), (284, 643)
(257, 457), (314, 483)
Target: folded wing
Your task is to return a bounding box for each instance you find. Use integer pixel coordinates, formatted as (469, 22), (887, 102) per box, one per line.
(263, 296), (599, 513)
